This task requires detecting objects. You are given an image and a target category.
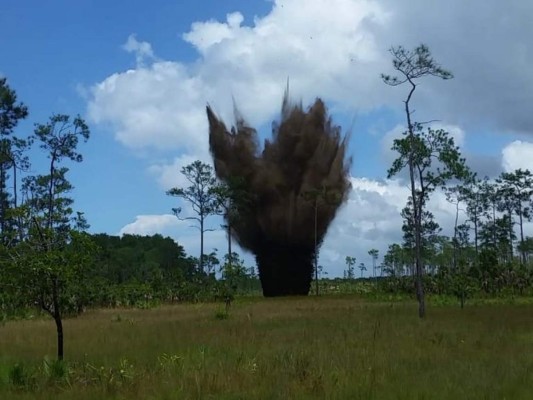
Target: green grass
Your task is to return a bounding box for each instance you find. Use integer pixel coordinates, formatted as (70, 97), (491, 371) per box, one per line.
(1, 297), (533, 399)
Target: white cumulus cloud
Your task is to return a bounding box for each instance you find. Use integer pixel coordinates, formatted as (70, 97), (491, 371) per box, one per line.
(148, 153), (211, 190)
(119, 214), (181, 236)
(88, 62), (211, 152)
(123, 34), (156, 67)
(501, 141), (533, 173)
(88, 0), (391, 156)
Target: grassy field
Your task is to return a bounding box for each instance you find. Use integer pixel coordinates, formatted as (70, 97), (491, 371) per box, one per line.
(1, 296), (533, 399)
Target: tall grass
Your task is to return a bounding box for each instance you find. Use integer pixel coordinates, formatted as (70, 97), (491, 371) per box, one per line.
(1, 297), (532, 399)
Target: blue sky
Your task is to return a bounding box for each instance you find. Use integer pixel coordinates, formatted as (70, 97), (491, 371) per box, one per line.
(2, 0), (533, 276)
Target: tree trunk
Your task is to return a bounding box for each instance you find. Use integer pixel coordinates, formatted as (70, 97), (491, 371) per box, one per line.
(314, 199), (319, 296)
(47, 154), (57, 232)
(373, 258), (377, 287)
(54, 312), (64, 361)
(13, 163), (23, 243)
(474, 214), (479, 260)
(200, 217), (204, 273)
(0, 163), (5, 240)
(227, 221), (232, 269)
(256, 241), (313, 296)
(453, 200), (459, 271)
(414, 202), (426, 319)
(518, 209), (525, 265)
(410, 152), (425, 318)
(492, 201), (497, 248)
(52, 277), (64, 361)
(12, 163), (17, 210)
(405, 81), (425, 319)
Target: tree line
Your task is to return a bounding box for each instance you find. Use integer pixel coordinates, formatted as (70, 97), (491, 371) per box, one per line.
(380, 170), (533, 303)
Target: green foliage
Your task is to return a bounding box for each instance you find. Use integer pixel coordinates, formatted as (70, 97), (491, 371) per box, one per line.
(214, 308), (230, 320)
(220, 252), (249, 291)
(388, 124), (469, 188)
(42, 357), (70, 384)
(4, 231), (97, 313)
(90, 233), (197, 299)
(0, 78), (31, 246)
(381, 44), (453, 86)
(0, 78), (29, 135)
(8, 363), (36, 389)
(202, 249), (220, 276)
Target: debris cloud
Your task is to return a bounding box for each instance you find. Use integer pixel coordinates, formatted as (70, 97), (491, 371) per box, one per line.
(207, 91), (351, 296)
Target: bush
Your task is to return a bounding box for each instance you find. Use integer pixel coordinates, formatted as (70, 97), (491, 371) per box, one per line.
(214, 309), (229, 320)
(42, 358), (70, 384)
(8, 363), (35, 389)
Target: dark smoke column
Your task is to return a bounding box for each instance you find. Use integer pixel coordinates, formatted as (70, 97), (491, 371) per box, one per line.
(207, 94), (351, 296)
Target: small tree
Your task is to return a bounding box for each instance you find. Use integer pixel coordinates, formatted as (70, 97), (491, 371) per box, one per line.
(368, 248), (379, 284)
(167, 161), (218, 273)
(6, 230), (95, 360)
(457, 174), (485, 261)
(4, 114), (92, 361)
(478, 178), (502, 250)
(221, 252), (248, 290)
(445, 183), (467, 271)
(494, 183), (516, 263)
(358, 262), (367, 278)
(202, 249), (220, 277)
(344, 256), (356, 280)
(383, 44), (467, 318)
(452, 223), (475, 308)
(383, 243), (411, 277)
(212, 176), (250, 274)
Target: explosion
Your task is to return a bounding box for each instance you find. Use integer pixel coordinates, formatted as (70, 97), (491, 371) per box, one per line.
(207, 92), (351, 296)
